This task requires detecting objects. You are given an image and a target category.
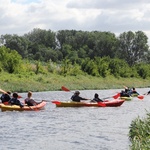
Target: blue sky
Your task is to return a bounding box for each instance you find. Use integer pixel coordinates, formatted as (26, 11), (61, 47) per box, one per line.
(1, 0), (150, 45)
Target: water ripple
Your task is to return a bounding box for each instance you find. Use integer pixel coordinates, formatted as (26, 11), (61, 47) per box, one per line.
(0, 88), (149, 150)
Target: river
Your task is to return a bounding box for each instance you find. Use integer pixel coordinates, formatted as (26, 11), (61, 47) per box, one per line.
(0, 88), (149, 150)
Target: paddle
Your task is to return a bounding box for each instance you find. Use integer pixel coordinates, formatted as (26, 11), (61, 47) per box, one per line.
(61, 86), (71, 92)
(143, 91), (150, 95)
(101, 93), (120, 100)
(112, 93), (120, 99)
(0, 88), (22, 98)
(0, 89), (7, 94)
(137, 95), (144, 100)
(51, 100), (61, 105)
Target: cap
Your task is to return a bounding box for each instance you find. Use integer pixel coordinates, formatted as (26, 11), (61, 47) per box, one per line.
(75, 91), (80, 94)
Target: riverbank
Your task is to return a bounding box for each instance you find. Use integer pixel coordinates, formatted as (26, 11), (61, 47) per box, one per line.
(0, 72), (149, 92)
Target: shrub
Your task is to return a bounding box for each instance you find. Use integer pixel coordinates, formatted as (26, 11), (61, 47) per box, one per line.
(129, 113), (150, 150)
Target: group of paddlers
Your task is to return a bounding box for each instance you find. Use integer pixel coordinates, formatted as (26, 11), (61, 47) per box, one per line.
(0, 91), (39, 108)
(71, 87), (150, 103)
(1, 88), (150, 106)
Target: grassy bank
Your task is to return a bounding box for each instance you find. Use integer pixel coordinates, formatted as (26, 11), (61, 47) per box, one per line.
(0, 72), (149, 93)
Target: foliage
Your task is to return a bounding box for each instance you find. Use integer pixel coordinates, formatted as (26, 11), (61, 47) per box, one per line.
(118, 31), (149, 66)
(109, 58), (131, 78)
(24, 28), (56, 49)
(58, 59), (83, 76)
(81, 58), (99, 76)
(1, 29), (150, 67)
(2, 34), (29, 58)
(0, 28), (150, 79)
(129, 113), (150, 150)
(0, 46), (22, 73)
(135, 63), (150, 79)
(90, 57), (109, 77)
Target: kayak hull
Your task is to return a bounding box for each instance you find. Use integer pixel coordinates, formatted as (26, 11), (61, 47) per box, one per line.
(0, 102), (9, 107)
(120, 96), (132, 101)
(52, 100), (124, 107)
(131, 93), (139, 97)
(0, 100), (46, 111)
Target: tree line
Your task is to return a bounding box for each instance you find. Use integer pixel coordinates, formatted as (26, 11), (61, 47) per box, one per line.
(0, 28), (150, 78)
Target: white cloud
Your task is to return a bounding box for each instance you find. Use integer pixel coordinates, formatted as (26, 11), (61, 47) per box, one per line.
(0, 0), (150, 44)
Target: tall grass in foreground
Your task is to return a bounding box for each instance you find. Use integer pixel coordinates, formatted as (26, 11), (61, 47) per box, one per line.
(129, 113), (150, 150)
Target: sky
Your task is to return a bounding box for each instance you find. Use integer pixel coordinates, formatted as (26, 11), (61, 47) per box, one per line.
(1, 0), (150, 44)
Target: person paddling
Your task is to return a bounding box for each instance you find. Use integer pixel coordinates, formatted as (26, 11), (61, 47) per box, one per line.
(9, 92), (24, 108)
(71, 91), (89, 102)
(130, 87), (140, 95)
(24, 91), (39, 106)
(120, 89), (130, 97)
(91, 93), (103, 102)
(0, 91), (11, 104)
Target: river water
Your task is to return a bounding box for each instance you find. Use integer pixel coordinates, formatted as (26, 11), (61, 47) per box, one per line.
(0, 88), (149, 150)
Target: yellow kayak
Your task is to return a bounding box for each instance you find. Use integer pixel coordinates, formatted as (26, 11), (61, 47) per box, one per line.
(0, 100), (46, 111)
(120, 96), (132, 101)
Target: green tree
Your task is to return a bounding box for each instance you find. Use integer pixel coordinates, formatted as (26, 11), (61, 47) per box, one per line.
(95, 57), (110, 77)
(109, 58), (131, 78)
(118, 31), (149, 66)
(0, 46), (22, 73)
(2, 34), (28, 58)
(93, 32), (117, 58)
(61, 44), (73, 59)
(81, 58), (99, 76)
(135, 63), (150, 79)
(24, 28), (56, 48)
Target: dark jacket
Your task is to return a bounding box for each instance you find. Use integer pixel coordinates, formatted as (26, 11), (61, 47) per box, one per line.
(1, 94), (11, 103)
(93, 97), (103, 102)
(120, 91), (130, 97)
(25, 98), (37, 106)
(71, 95), (87, 102)
(9, 98), (24, 108)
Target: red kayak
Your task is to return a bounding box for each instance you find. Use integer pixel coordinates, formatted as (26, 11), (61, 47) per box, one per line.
(52, 99), (124, 107)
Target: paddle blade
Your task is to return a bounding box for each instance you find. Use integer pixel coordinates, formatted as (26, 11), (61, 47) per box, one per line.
(61, 86), (70, 92)
(18, 95), (22, 98)
(51, 100), (61, 105)
(98, 102), (106, 107)
(137, 95), (144, 100)
(113, 93), (120, 99)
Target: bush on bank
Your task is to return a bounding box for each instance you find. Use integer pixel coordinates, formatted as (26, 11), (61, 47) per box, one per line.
(129, 113), (150, 150)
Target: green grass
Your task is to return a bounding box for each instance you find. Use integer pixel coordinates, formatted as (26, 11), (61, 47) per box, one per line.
(0, 72), (149, 93)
